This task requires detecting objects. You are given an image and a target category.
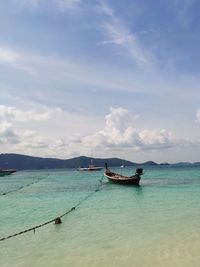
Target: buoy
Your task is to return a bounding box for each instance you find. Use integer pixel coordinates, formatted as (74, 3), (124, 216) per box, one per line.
(54, 217), (62, 224)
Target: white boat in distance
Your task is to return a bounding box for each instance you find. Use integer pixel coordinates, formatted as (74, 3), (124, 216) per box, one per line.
(78, 160), (103, 171)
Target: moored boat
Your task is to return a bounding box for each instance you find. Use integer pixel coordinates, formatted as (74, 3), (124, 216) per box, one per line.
(104, 164), (143, 185)
(78, 160), (103, 171)
(0, 169), (17, 177)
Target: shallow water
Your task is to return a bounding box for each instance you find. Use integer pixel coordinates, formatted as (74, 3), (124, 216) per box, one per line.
(0, 167), (200, 267)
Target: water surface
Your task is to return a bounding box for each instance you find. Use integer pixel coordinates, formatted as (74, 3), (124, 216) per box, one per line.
(0, 167), (200, 266)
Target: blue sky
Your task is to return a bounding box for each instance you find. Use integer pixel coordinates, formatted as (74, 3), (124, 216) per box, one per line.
(0, 0), (200, 162)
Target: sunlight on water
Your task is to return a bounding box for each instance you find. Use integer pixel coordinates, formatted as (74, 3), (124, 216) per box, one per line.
(0, 167), (200, 267)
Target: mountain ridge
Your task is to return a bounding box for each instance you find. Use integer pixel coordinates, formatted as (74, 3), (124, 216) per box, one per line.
(0, 153), (156, 170)
(0, 153), (199, 170)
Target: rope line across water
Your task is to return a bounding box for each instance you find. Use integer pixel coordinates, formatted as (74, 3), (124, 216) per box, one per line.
(0, 174), (50, 196)
(0, 174), (104, 242)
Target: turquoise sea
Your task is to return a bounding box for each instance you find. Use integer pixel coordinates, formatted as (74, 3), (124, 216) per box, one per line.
(0, 166), (200, 267)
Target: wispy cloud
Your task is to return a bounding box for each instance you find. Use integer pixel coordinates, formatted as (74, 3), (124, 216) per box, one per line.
(135, 29), (158, 35)
(13, 0), (42, 8)
(168, 0), (196, 29)
(96, 1), (153, 67)
(0, 45), (37, 75)
(14, 0), (82, 11)
(54, 0), (82, 11)
(0, 45), (150, 94)
(96, 0), (115, 18)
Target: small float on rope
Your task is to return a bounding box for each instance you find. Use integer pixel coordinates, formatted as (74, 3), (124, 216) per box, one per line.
(54, 217), (62, 224)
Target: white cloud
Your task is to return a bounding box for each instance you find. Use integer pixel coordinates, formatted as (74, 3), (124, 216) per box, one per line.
(196, 109), (200, 123)
(0, 123), (19, 144)
(0, 105), (52, 122)
(65, 107), (174, 157)
(1, 106), (173, 158)
(96, 108), (172, 149)
(138, 129), (172, 148)
(20, 131), (49, 149)
(105, 107), (132, 132)
(2, 130), (50, 158)
(0, 47), (19, 64)
(0, 106), (56, 148)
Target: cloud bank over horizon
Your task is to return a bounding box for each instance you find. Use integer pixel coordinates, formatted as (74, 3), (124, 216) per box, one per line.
(0, 105), (199, 162)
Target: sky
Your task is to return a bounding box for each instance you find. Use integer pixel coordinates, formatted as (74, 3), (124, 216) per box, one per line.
(0, 0), (200, 163)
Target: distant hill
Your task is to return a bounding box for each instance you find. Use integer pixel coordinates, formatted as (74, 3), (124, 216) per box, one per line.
(193, 162), (200, 166)
(174, 162), (192, 166)
(0, 153), (143, 170)
(2, 153), (198, 170)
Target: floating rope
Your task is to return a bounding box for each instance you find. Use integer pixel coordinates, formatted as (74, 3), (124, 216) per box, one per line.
(0, 174), (49, 196)
(0, 174), (104, 242)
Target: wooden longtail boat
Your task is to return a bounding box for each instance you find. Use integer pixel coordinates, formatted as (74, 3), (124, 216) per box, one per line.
(104, 164), (143, 185)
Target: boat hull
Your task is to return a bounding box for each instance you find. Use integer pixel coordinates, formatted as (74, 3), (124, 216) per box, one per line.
(0, 169), (16, 177)
(78, 167), (103, 171)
